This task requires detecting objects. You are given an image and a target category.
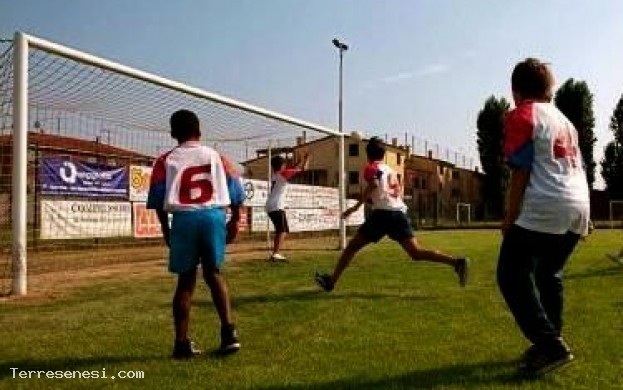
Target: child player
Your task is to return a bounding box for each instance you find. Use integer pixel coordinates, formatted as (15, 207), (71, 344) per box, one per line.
(265, 152), (309, 262)
(497, 58), (590, 375)
(147, 109), (245, 359)
(315, 136), (470, 291)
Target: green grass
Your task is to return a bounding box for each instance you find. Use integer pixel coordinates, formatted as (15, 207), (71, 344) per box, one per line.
(1, 230), (622, 389)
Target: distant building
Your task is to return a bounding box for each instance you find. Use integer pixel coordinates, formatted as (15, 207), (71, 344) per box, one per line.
(404, 151), (484, 224)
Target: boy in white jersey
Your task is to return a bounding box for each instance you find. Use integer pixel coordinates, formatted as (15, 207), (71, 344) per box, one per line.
(498, 59), (590, 375)
(265, 153), (308, 262)
(147, 110), (245, 359)
(315, 137), (469, 291)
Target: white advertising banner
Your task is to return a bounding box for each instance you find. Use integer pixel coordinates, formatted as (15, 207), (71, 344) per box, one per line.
(247, 181), (365, 232)
(40, 200), (132, 240)
(129, 165), (152, 202)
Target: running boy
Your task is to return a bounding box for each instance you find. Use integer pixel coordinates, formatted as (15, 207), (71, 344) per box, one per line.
(265, 153), (309, 262)
(497, 58), (590, 375)
(315, 137), (469, 291)
(147, 109), (245, 359)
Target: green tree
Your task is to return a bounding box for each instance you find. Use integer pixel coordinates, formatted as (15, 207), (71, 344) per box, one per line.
(602, 93), (623, 198)
(555, 79), (597, 189)
(476, 96), (510, 219)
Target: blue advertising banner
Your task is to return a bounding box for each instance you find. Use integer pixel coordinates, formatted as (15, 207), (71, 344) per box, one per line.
(40, 156), (128, 198)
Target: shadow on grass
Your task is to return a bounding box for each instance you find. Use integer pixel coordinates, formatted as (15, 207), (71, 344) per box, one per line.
(0, 355), (163, 380)
(256, 360), (546, 390)
(566, 266), (623, 280)
(186, 290), (437, 308)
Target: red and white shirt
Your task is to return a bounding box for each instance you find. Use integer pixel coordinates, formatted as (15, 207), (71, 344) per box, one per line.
(363, 161), (407, 213)
(504, 101), (590, 235)
(147, 141), (233, 212)
(265, 168), (301, 213)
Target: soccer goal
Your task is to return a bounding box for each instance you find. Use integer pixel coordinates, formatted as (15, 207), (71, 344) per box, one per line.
(455, 202), (471, 225)
(0, 31), (355, 296)
(609, 200), (623, 229)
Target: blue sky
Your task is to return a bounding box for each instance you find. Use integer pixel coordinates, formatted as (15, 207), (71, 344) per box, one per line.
(2, 0), (623, 186)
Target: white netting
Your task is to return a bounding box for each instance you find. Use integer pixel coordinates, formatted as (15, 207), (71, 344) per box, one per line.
(0, 37), (348, 295)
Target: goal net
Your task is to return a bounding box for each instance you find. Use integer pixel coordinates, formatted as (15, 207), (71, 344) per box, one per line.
(609, 200), (623, 229)
(456, 202), (471, 225)
(0, 32), (361, 296)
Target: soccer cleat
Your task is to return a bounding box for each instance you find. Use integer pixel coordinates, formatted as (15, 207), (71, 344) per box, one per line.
(315, 272), (334, 292)
(269, 253), (288, 263)
(606, 253), (623, 265)
(220, 324), (240, 354)
(172, 339), (202, 360)
(519, 339), (574, 376)
(454, 257), (470, 287)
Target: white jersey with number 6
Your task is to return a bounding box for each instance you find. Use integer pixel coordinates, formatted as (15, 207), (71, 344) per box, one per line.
(150, 141), (231, 212)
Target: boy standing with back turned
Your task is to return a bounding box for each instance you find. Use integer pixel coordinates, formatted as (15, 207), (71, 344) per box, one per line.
(497, 58), (590, 375)
(147, 109), (245, 359)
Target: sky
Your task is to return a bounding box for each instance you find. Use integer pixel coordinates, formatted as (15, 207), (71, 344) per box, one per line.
(2, 0), (623, 187)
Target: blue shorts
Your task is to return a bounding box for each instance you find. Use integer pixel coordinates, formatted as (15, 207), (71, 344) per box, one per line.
(358, 209), (414, 243)
(169, 208), (226, 274)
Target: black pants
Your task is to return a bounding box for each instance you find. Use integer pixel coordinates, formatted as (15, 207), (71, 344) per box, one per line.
(497, 225), (580, 346)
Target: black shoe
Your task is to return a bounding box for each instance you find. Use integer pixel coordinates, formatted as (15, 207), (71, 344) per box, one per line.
(172, 339), (202, 360)
(454, 258), (470, 287)
(315, 272), (334, 292)
(220, 324), (240, 354)
(519, 339), (574, 376)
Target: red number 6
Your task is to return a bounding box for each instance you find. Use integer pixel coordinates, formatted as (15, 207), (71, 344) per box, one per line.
(179, 165), (213, 204)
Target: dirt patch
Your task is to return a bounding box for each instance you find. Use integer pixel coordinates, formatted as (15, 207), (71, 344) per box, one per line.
(0, 236), (340, 302)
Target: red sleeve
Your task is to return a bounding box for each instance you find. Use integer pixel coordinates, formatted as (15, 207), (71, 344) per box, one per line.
(503, 103), (534, 158)
(149, 155), (167, 187)
(281, 168), (301, 181)
(220, 155), (240, 178)
(363, 162), (380, 183)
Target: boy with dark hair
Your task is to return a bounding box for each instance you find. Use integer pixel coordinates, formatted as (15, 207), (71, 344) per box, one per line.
(265, 152), (308, 262)
(498, 58), (590, 375)
(315, 136), (469, 291)
(147, 109), (245, 359)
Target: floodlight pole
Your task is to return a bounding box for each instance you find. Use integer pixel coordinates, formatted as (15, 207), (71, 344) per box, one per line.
(333, 38), (348, 250)
(12, 31), (28, 295)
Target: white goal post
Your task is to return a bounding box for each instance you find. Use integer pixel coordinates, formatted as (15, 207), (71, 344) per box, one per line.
(456, 202), (471, 225)
(609, 200), (623, 229)
(6, 31), (348, 296)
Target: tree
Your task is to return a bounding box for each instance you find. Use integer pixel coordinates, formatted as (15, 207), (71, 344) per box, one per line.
(602, 93), (623, 198)
(476, 96), (510, 219)
(555, 79), (597, 189)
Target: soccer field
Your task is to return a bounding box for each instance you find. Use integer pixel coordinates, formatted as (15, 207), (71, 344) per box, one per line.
(1, 230), (622, 390)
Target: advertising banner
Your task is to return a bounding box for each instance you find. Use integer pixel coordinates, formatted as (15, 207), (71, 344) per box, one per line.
(40, 156), (128, 198)
(133, 202), (163, 238)
(129, 165), (152, 202)
(40, 200), (132, 239)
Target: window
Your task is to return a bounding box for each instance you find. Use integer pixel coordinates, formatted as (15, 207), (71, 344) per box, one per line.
(452, 170), (460, 180)
(348, 171), (359, 185)
(397, 154), (402, 166)
(348, 143), (359, 157)
(421, 178), (427, 190)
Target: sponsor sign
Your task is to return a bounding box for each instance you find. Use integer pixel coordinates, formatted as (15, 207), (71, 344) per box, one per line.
(40, 200), (132, 239)
(40, 157), (128, 198)
(129, 165), (152, 202)
(133, 202), (164, 238)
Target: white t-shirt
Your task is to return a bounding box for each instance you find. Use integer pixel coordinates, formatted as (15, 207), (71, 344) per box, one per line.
(504, 101), (590, 235)
(148, 141), (231, 212)
(265, 168), (300, 213)
(363, 161), (407, 213)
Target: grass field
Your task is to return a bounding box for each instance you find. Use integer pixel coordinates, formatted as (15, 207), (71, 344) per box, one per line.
(1, 230), (622, 389)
